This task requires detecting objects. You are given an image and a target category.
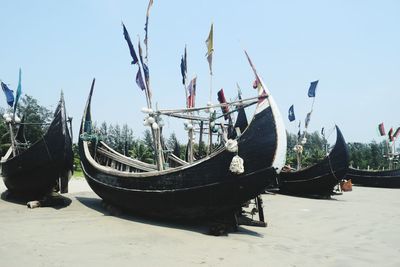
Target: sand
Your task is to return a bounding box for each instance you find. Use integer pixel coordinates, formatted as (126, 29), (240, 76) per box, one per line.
(0, 177), (399, 267)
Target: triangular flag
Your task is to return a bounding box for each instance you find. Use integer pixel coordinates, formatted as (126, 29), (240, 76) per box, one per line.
(205, 23), (214, 75)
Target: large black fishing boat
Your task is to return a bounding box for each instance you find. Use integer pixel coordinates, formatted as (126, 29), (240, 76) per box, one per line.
(1, 94), (73, 199)
(278, 126), (349, 197)
(78, 75), (286, 220)
(347, 168), (400, 188)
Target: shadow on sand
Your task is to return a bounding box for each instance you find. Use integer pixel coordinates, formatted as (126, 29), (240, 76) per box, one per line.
(265, 190), (346, 201)
(76, 196), (263, 237)
(1, 190), (72, 210)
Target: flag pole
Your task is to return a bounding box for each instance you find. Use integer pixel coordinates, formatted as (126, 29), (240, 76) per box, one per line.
(181, 46), (194, 163)
(206, 23), (214, 155)
(208, 74), (213, 155)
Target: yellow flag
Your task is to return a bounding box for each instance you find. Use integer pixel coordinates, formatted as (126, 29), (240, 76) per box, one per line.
(206, 23), (213, 56)
(205, 23), (214, 75)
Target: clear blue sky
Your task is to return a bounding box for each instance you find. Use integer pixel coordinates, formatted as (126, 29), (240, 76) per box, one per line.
(1, 0), (399, 144)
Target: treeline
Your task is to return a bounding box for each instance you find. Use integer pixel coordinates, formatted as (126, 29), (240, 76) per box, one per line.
(1, 95), (396, 170)
(91, 122), (208, 165)
(286, 131), (394, 170)
(0, 95), (52, 155)
(286, 131), (329, 168)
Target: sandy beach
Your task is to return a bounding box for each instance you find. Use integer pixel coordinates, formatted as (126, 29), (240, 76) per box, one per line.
(0, 177), (399, 267)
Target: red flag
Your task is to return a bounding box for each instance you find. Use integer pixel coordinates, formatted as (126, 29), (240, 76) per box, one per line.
(378, 122), (385, 136)
(217, 88), (229, 120)
(388, 127), (394, 141)
(187, 77), (197, 108)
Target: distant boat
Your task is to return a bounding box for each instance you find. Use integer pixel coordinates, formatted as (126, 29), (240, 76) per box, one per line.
(278, 126), (349, 197)
(1, 94), (73, 199)
(346, 168), (400, 188)
(78, 78), (286, 221)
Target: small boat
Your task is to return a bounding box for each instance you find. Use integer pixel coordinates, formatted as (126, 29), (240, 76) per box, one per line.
(1, 94), (73, 199)
(346, 167), (400, 188)
(78, 78), (286, 221)
(278, 126), (349, 197)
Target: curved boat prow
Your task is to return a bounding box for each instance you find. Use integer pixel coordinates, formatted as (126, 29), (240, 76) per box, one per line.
(331, 125), (349, 164)
(80, 78), (96, 135)
(244, 50), (287, 173)
(257, 76), (287, 173)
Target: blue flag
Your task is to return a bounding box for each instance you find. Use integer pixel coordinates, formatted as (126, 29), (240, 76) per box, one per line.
(137, 40), (149, 83)
(308, 80), (319, 97)
(180, 46), (187, 85)
(305, 112), (312, 128)
(122, 23), (138, 65)
(1, 81), (14, 107)
(288, 105), (295, 122)
(136, 68), (146, 91)
(14, 68), (22, 115)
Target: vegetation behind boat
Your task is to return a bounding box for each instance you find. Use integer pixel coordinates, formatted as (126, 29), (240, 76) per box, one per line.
(285, 130), (394, 171)
(0, 95), (52, 157)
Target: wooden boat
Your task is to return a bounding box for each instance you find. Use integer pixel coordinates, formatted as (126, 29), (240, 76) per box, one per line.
(1, 94), (73, 199)
(78, 78), (286, 220)
(278, 126), (349, 197)
(346, 167), (400, 188)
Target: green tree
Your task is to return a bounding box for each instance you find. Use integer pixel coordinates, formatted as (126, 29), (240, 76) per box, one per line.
(16, 95), (52, 143)
(0, 107), (10, 156)
(129, 140), (154, 164)
(286, 130), (330, 168)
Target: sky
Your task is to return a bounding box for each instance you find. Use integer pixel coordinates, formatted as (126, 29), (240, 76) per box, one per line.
(0, 0), (399, 145)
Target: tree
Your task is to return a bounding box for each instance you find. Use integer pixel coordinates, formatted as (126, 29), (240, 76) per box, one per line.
(0, 107), (10, 156)
(16, 95), (52, 143)
(1, 96), (52, 156)
(166, 133), (181, 158)
(143, 129), (155, 154)
(129, 140), (154, 164)
(286, 130), (330, 168)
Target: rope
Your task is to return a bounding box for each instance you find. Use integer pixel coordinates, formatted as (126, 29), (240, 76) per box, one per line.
(41, 133), (53, 162)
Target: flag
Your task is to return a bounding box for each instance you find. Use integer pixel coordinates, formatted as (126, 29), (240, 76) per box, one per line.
(138, 40), (150, 84)
(288, 105), (295, 122)
(393, 127), (400, 139)
(205, 23), (213, 75)
(1, 81), (14, 107)
(308, 80), (319, 97)
(122, 23), (138, 65)
(252, 78), (261, 89)
(378, 122), (385, 136)
(244, 50), (267, 97)
(144, 0), (154, 47)
(142, 63), (149, 83)
(394, 127), (400, 139)
(297, 121), (301, 140)
(14, 68), (22, 115)
(180, 46), (187, 85)
(305, 112), (312, 128)
(217, 88), (230, 120)
(136, 69), (146, 91)
(388, 127), (394, 142)
(321, 127), (325, 136)
(187, 77), (197, 108)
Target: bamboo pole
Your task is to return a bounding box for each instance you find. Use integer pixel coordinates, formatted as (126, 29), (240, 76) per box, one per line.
(8, 123), (16, 157)
(207, 74), (213, 155)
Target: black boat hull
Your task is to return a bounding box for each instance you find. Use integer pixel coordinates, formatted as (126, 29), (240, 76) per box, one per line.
(1, 96), (73, 199)
(347, 168), (400, 188)
(278, 126), (349, 197)
(79, 79), (285, 220)
(83, 164), (275, 219)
